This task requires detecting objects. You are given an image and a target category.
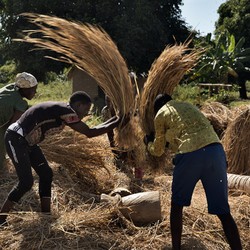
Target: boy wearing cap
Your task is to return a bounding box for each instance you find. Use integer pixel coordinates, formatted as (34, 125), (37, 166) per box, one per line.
(0, 72), (38, 170)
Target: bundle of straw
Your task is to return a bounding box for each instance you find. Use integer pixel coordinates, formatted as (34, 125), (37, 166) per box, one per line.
(139, 43), (203, 134)
(200, 101), (233, 138)
(222, 107), (250, 175)
(16, 13), (135, 119)
(40, 127), (114, 193)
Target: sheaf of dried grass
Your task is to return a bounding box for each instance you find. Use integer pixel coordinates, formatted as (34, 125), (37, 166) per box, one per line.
(222, 106), (250, 175)
(15, 13), (138, 150)
(40, 126), (115, 194)
(16, 13), (134, 118)
(139, 43), (203, 134)
(200, 101), (233, 138)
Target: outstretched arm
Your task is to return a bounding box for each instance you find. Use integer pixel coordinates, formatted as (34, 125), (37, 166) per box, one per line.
(95, 115), (118, 127)
(68, 115), (120, 138)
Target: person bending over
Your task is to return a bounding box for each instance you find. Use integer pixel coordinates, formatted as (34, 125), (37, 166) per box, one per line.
(145, 94), (242, 250)
(0, 91), (122, 226)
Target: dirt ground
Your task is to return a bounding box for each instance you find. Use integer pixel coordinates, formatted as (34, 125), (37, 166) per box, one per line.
(0, 134), (249, 250)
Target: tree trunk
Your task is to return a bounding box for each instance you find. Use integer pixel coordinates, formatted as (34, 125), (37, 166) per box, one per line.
(237, 74), (248, 99)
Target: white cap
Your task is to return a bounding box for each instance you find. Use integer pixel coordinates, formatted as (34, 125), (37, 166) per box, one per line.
(15, 72), (38, 88)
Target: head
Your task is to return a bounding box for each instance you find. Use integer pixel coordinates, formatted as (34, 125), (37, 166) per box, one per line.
(69, 91), (92, 119)
(153, 93), (172, 114)
(15, 72), (38, 100)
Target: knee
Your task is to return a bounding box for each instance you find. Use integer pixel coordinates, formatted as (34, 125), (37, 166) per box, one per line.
(217, 213), (232, 221)
(171, 201), (183, 211)
(20, 178), (34, 193)
(8, 179), (34, 202)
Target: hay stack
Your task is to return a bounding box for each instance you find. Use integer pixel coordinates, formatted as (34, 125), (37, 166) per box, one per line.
(200, 101), (233, 138)
(222, 106), (250, 175)
(16, 13), (136, 148)
(139, 43), (202, 135)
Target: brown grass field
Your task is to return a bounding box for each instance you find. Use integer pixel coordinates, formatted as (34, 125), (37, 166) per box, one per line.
(0, 127), (249, 250)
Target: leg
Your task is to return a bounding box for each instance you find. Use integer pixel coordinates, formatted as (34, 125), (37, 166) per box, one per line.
(0, 128), (6, 170)
(29, 145), (53, 213)
(40, 197), (51, 213)
(1, 131), (34, 224)
(201, 144), (242, 249)
(217, 213), (242, 250)
(0, 199), (14, 226)
(171, 152), (200, 249)
(170, 202), (183, 250)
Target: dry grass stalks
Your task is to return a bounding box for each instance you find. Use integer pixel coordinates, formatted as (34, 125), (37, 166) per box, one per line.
(114, 116), (147, 169)
(16, 13), (134, 118)
(200, 102), (233, 138)
(1, 155), (249, 249)
(16, 13), (137, 150)
(139, 43), (203, 134)
(222, 106), (250, 175)
(40, 127), (115, 194)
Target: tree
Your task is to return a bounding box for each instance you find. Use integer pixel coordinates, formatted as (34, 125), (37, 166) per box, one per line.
(216, 0), (250, 48)
(191, 32), (250, 99)
(0, 0), (190, 81)
(215, 0), (250, 98)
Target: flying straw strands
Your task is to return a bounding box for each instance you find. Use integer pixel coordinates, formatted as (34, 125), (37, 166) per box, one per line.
(139, 43), (203, 135)
(16, 13), (135, 118)
(15, 13), (139, 149)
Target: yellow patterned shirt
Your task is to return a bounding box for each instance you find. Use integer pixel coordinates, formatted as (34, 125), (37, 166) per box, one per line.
(147, 100), (220, 156)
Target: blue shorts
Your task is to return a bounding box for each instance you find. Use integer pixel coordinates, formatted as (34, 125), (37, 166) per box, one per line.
(172, 143), (230, 215)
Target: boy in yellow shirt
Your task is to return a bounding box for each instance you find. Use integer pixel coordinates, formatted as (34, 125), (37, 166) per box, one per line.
(145, 94), (242, 250)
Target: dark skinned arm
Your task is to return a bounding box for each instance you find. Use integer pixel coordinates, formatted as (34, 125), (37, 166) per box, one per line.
(68, 115), (120, 138)
(9, 110), (24, 125)
(107, 130), (116, 148)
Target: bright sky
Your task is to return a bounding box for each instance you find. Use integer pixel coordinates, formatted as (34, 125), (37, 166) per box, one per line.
(180, 0), (226, 35)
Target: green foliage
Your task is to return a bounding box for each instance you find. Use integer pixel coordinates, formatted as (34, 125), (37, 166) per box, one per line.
(29, 80), (72, 106)
(190, 32), (250, 86)
(173, 83), (245, 106)
(208, 85), (239, 104)
(215, 0), (250, 99)
(44, 69), (70, 84)
(216, 0), (250, 48)
(173, 84), (202, 105)
(0, 60), (16, 83)
(28, 78), (104, 126)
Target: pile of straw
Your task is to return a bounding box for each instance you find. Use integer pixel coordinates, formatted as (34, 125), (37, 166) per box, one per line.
(16, 13), (135, 146)
(1, 165), (249, 249)
(40, 127), (114, 194)
(200, 101), (233, 138)
(222, 106), (250, 175)
(139, 43), (202, 134)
